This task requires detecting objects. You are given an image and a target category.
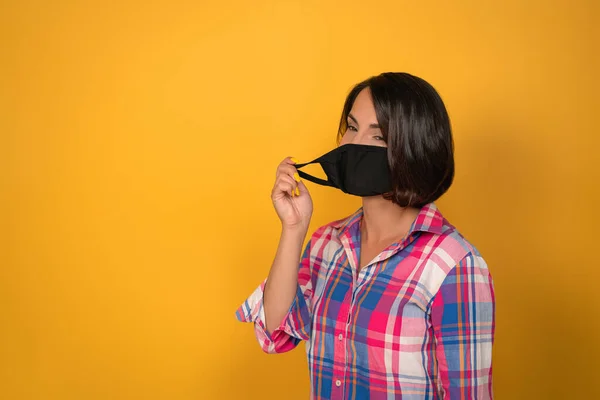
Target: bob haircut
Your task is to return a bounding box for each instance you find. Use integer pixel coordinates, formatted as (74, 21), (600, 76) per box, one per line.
(337, 72), (454, 208)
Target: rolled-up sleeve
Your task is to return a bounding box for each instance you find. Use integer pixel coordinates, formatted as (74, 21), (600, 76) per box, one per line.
(431, 252), (495, 399)
(235, 240), (313, 354)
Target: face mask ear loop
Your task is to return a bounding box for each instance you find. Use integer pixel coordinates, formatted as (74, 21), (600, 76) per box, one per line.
(296, 170), (334, 187)
(294, 161), (335, 188)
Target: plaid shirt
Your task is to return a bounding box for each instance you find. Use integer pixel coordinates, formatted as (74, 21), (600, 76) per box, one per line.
(236, 203), (495, 399)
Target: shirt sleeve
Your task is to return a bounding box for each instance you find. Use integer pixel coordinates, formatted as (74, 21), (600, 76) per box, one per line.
(431, 252), (495, 399)
(235, 239), (313, 354)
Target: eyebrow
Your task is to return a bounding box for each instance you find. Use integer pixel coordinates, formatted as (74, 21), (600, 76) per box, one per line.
(348, 113), (380, 129)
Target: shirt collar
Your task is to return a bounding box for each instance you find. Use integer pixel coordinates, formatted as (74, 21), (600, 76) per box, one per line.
(333, 202), (448, 239)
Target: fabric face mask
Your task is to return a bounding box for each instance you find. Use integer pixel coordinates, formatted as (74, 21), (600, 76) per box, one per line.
(295, 144), (392, 197)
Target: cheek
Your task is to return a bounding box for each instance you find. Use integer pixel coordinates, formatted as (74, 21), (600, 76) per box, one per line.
(339, 133), (351, 145)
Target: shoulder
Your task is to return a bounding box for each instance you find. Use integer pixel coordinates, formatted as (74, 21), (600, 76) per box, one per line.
(415, 203), (487, 271)
(431, 226), (486, 268)
(432, 228), (492, 285)
(430, 230), (495, 313)
(413, 205), (492, 297)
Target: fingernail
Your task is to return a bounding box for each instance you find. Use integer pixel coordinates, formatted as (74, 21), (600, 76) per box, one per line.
(291, 157), (299, 164)
(294, 172), (300, 182)
(296, 187), (300, 196)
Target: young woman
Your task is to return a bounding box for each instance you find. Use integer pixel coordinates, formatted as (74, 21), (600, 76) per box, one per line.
(236, 72), (495, 400)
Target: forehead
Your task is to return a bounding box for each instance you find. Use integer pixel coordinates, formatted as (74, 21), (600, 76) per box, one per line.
(350, 88), (377, 119)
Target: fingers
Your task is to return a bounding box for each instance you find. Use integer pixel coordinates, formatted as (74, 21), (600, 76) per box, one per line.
(297, 179), (308, 195)
(273, 157), (302, 199)
(292, 174), (301, 197)
(276, 157), (301, 196)
(271, 173), (297, 199)
(285, 174), (299, 196)
(276, 157), (299, 179)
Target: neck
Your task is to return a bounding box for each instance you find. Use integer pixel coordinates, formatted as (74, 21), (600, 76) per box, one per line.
(360, 196), (420, 243)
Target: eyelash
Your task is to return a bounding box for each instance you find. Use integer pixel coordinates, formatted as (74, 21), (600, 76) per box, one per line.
(347, 127), (384, 142)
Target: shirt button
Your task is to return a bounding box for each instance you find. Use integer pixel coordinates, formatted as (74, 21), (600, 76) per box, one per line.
(335, 380), (341, 387)
(338, 334), (343, 341)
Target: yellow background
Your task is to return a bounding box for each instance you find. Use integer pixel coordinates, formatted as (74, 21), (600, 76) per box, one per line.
(1, 1), (598, 399)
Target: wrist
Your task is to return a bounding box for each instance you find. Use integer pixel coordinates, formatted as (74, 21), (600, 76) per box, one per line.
(281, 223), (309, 238)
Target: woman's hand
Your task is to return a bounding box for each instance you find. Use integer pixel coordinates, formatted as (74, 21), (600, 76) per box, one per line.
(271, 157), (313, 230)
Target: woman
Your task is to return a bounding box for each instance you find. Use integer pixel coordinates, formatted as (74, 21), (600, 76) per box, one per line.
(236, 72), (495, 400)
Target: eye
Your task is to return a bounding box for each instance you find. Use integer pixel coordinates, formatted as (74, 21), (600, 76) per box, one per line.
(373, 135), (385, 141)
(347, 125), (358, 132)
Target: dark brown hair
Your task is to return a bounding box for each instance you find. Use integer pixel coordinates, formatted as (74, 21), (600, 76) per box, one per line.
(337, 72), (454, 208)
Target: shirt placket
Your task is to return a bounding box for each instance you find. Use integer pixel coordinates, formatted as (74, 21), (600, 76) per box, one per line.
(332, 235), (361, 398)
(332, 282), (353, 398)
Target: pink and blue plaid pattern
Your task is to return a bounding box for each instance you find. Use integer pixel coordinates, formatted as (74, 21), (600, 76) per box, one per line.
(237, 203), (495, 399)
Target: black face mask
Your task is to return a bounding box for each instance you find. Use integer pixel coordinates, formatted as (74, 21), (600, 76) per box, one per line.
(295, 144), (392, 196)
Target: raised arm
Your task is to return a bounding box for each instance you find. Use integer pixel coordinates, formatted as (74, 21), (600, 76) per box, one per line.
(236, 156), (314, 353)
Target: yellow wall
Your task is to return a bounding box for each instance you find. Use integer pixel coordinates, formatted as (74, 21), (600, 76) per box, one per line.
(1, 1), (598, 399)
